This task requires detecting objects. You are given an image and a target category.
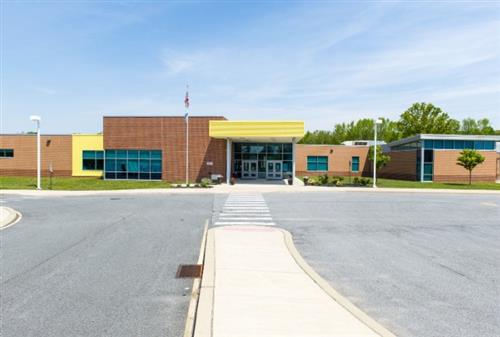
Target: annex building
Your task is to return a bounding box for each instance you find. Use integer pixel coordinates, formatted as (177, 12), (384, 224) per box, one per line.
(1, 116), (499, 183)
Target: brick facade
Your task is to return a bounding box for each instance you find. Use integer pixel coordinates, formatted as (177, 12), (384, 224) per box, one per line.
(378, 150), (417, 180)
(103, 116), (227, 182)
(0, 135), (72, 177)
(433, 150), (498, 183)
(296, 144), (370, 177)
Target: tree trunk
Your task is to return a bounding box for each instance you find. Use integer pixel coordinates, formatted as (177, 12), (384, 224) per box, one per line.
(469, 170), (472, 185)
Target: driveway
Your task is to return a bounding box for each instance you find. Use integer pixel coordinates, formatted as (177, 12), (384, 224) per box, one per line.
(1, 193), (214, 337)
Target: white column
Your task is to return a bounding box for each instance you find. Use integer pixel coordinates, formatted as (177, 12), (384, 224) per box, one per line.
(226, 139), (232, 184)
(292, 139), (296, 184)
(373, 126), (377, 188)
(420, 143), (424, 182)
(36, 123), (41, 190)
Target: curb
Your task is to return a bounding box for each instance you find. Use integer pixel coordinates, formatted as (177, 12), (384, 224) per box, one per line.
(0, 206), (22, 230)
(281, 228), (397, 337)
(183, 220), (209, 337)
(193, 228), (215, 337)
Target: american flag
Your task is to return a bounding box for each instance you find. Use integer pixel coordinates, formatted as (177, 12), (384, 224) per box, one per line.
(184, 90), (189, 109)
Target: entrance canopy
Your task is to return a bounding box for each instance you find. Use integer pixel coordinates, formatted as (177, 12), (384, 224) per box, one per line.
(209, 120), (305, 142)
(209, 121), (305, 183)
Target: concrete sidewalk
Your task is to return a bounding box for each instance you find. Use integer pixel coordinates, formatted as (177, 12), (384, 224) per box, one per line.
(194, 226), (395, 337)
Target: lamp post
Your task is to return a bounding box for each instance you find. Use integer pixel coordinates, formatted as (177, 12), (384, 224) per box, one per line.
(30, 115), (41, 190)
(373, 118), (383, 188)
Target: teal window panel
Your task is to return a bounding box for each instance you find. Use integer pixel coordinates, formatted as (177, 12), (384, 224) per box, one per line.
(151, 160), (162, 172)
(105, 159), (116, 171)
(83, 151), (95, 159)
(140, 150), (150, 159)
(424, 140), (433, 149)
(444, 140), (454, 149)
(351, 156), (360, 172)
(423, 174), (433, 182)
(95, 151), (104, 159)
(434, 140), (443, 149)
(151, 150), (161, 159)
(127, 160), (139, 173)
(464, 141), (473, 149)
(106, 150), (116, 159)
(484, 141), (495, 150)
(454, 140), (464, 149)
(307, 162), (317, 171)
(117, 150), (127, 159)
(128, 150), (139, 159)
(307, 156), (328, 171)
(424, 163), (433, 175)
(283, 143), (293, 153)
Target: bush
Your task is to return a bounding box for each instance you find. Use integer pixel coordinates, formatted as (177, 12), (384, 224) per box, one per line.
(200, 178), (212, 188)
(318, 174), (329, 185)
(353, 177), (371, 186)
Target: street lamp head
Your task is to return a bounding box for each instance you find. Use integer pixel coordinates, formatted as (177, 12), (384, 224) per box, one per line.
(30, 115), (41, 122)
(375, 119), (383, 125)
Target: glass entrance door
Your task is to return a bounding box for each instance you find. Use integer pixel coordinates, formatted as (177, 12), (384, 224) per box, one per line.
(241, 160), (258, 179)
(266, 160), (282, 179)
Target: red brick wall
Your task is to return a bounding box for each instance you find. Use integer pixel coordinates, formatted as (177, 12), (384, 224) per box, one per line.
(0, 135), (72, 177)
(433, 150), (497, 182)
(296, 144), (370, 176)
(103, 116), (227, 182)
(378, 151), (418, 180)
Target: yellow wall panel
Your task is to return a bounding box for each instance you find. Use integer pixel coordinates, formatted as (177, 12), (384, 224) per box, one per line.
(72, 134), (104, 176)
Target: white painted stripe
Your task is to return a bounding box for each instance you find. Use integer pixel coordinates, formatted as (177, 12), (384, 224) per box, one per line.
(218, 217), (273, 221)
(223, 207), (269, 210)
(222, 210), (271, 213)
(214, 222), (276, 226)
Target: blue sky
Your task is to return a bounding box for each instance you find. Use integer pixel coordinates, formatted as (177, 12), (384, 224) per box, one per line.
(1, 1), (499, 133)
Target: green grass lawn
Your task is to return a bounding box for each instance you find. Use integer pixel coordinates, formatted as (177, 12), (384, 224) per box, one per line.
(374, 178), (500, 190)
(0, 176), (172, 190)
(302, 176), (500, 190)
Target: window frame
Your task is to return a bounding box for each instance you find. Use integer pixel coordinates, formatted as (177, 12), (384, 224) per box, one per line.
(82, 150), (104, 171)
(307, 156), (328, 172)
(0, 149), (14, 158)
(351, 156), (360, 172)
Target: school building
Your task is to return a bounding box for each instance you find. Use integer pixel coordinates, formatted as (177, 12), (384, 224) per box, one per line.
(1, 116), (499, 183)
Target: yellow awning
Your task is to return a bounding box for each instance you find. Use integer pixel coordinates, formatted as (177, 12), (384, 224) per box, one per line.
(209, 120), (304, 142)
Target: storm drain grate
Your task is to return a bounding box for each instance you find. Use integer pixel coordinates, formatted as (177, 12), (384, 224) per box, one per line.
(176, 264), (203, 278)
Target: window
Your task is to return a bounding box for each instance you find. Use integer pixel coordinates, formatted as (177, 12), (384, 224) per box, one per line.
(104, 149), (162, 180)
(307, 156), (328, 171)
(0, 149), (14, 158)
(82, 151), (103, 170)
(351, 156), (360, 172)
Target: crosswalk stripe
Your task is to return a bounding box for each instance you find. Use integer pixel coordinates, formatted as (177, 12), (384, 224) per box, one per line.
(214, 222), (276, 226)
(214, 193), (276, 227)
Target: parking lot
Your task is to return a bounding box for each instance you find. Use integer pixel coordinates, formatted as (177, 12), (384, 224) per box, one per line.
(2, 189), (499, 337)
(264, 191), (500, 337)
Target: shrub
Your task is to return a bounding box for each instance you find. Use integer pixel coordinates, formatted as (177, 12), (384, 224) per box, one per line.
(318, 174), (329, 185)
(359, 177), (371, 186)
(200, 178), (211, 188)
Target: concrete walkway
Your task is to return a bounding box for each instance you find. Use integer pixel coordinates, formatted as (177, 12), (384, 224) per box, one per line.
(195, 225), (395, 337)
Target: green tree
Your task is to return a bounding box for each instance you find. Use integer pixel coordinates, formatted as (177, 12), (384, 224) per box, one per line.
(460, 118), (495, 135)
(398, 102), (460, 137)
(368, 145), (391, 170)
(456, 149), (485, 185)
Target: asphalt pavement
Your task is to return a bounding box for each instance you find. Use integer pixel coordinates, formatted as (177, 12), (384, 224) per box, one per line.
(1, 193), (214, 337)
(265, 190), (500, 337)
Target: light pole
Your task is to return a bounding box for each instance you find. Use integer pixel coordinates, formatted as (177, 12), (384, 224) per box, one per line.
(373, 118), (383, 188)
(30, 115), (42, 190)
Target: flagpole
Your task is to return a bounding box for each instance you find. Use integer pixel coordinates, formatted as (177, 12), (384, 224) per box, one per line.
(185, 85), (189, 185)
(186, 108), (189, 185)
